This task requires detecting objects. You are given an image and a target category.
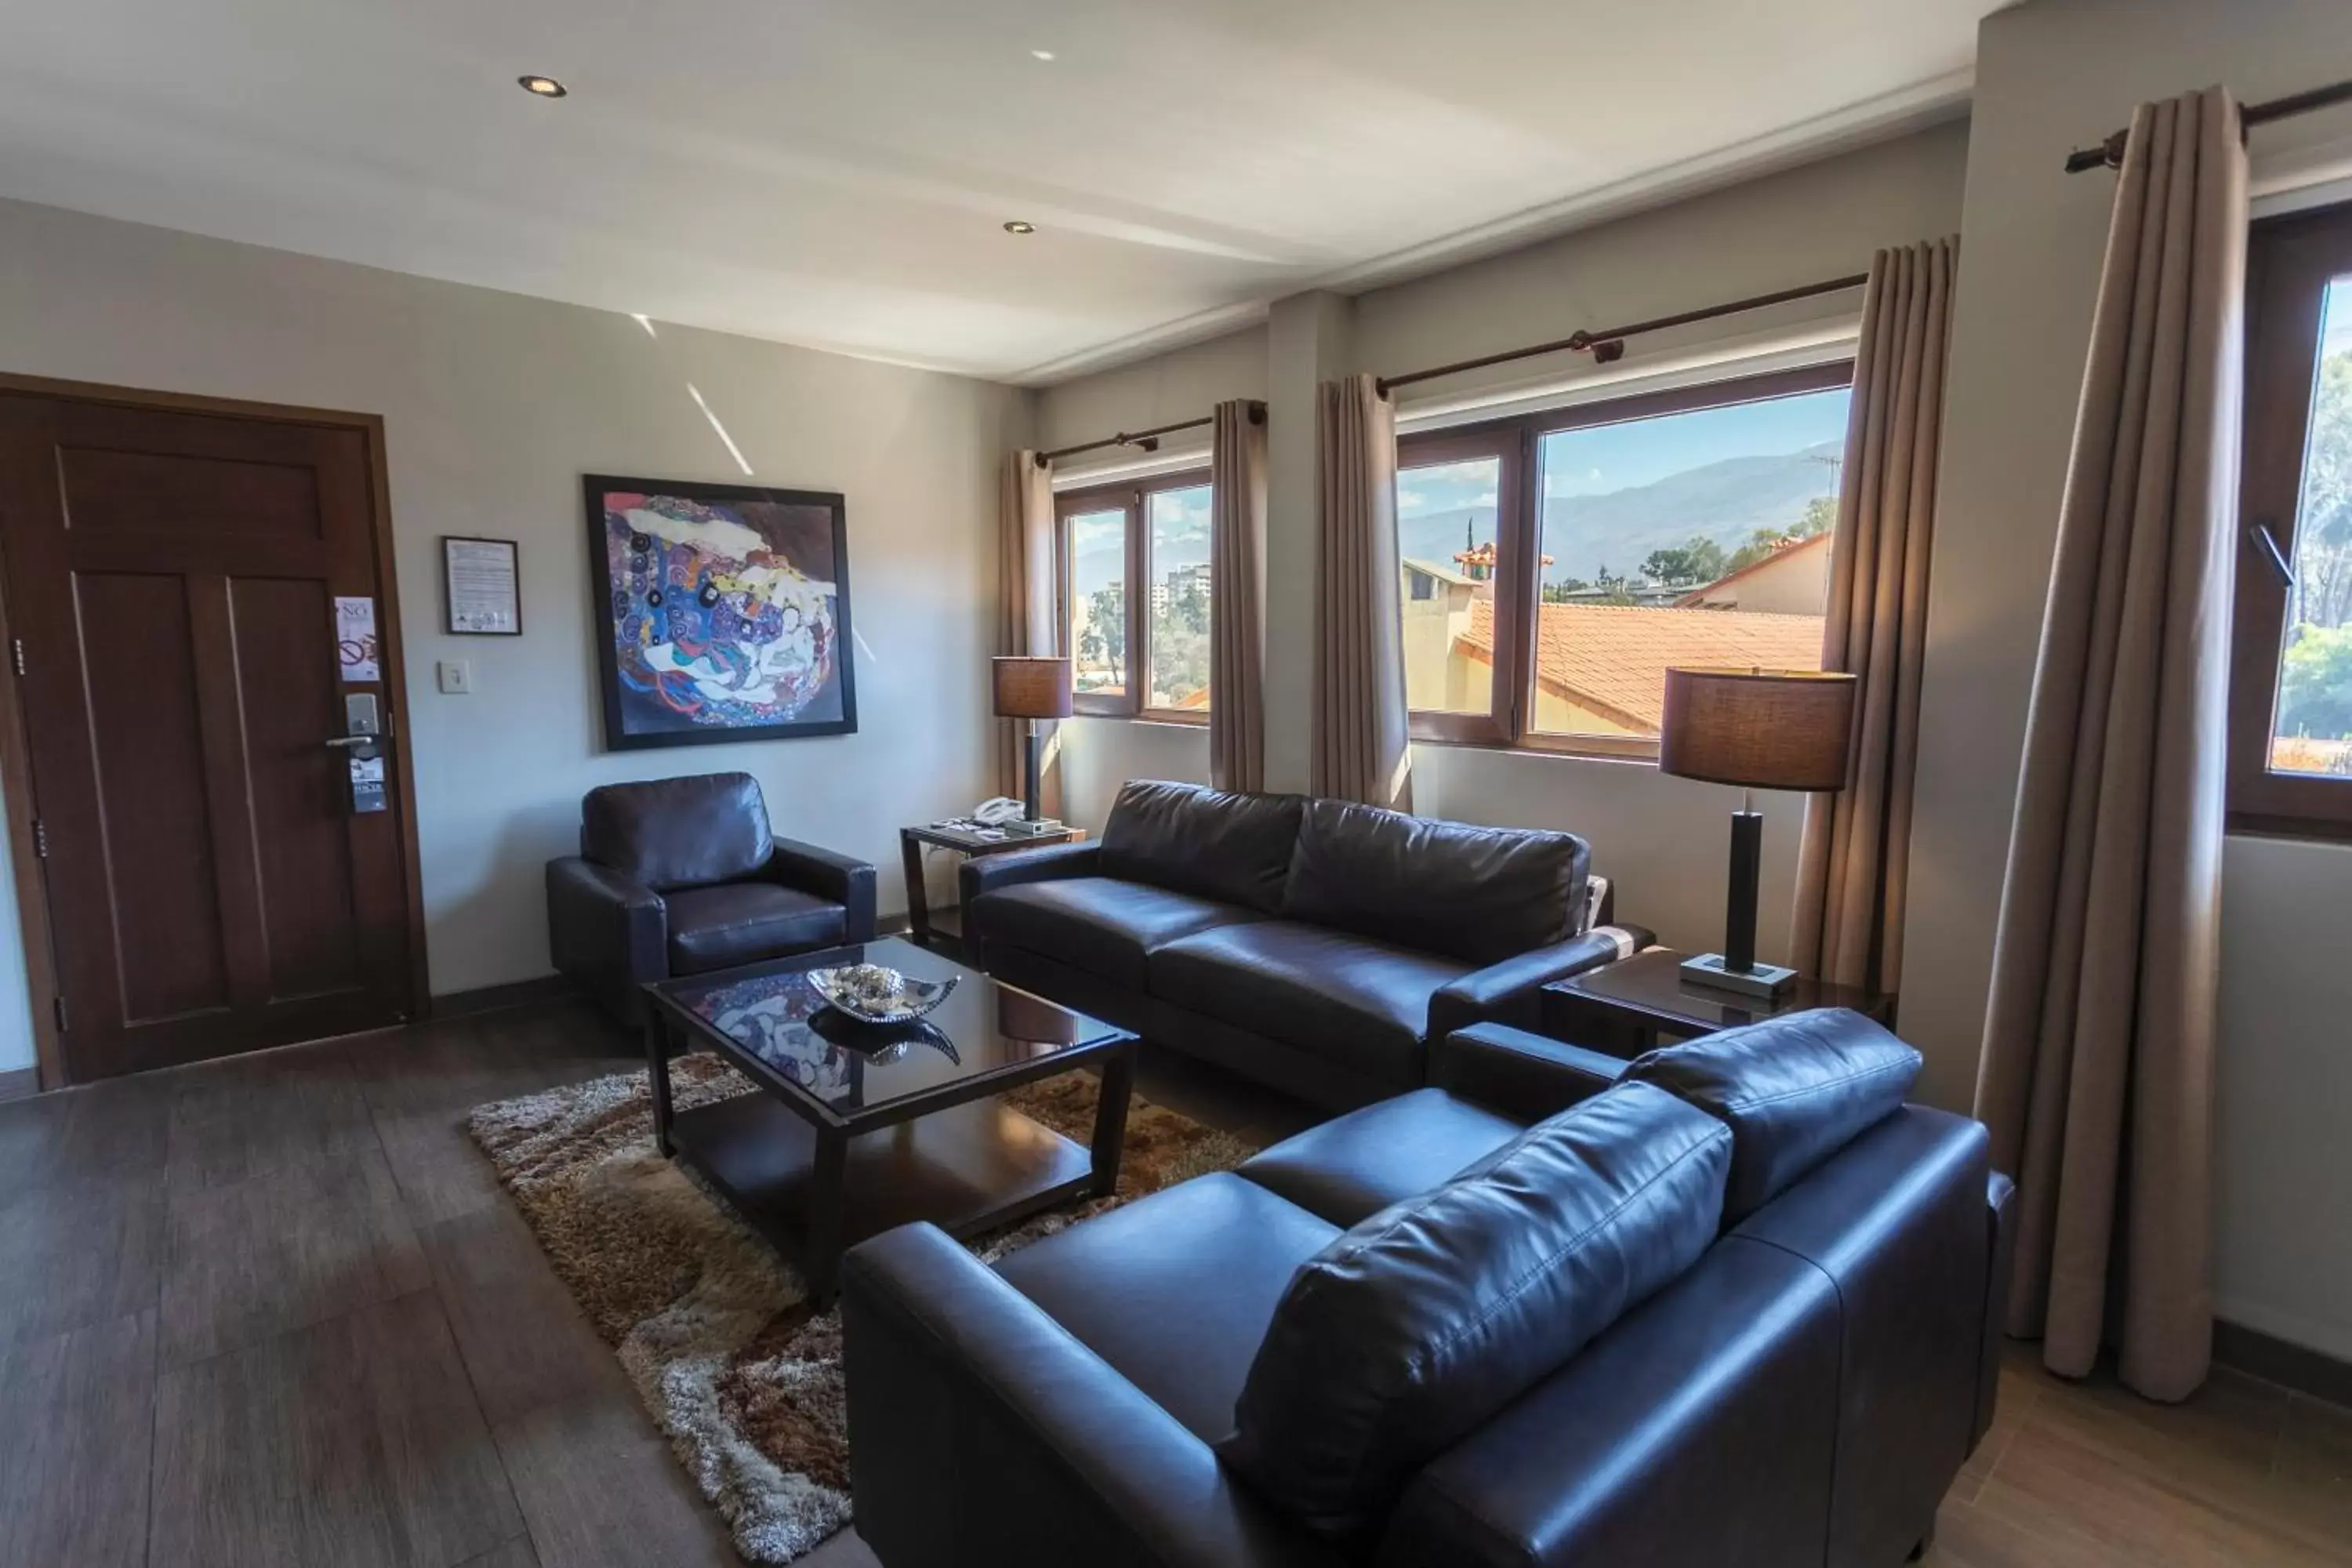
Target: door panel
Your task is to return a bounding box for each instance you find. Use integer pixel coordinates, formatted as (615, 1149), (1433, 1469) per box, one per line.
(0, 390), (417, 1081)
(76, 571), (233, 1023)
(57, 445), (326, 540)
(231, 574), (364, 1001)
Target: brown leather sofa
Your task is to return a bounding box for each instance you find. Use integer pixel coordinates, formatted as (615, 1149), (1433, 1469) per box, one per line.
(842, 1009), (2016, 1568)
(964, 780), (1650, 1108)
(546, 771), (875, 1024)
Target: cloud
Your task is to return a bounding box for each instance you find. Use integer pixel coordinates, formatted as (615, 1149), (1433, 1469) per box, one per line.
(1396, 488), (1428, 510)
(1472, 491), (1497, 507)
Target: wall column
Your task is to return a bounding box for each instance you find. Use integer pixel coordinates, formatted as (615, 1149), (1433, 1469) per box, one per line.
(1261, 291), (1354, 793)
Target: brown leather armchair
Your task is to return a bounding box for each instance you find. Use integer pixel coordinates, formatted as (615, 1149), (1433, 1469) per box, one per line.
(546, 771), (877, 1024)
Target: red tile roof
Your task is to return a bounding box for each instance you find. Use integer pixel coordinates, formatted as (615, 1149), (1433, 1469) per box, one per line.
(1455, 599), (1826, 731)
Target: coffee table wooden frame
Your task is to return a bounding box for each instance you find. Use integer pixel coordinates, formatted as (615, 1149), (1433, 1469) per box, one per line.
(641, 955), (1136, 1306)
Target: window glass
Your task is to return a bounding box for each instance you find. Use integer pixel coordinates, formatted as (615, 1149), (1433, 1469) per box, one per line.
(1146, 484), (1214, 711)
(1395, 456), (1503, 717)
(1067, 507), (1127, 697)
(1527, 387), (1850, 739)
(2269, 276), (2352, 779)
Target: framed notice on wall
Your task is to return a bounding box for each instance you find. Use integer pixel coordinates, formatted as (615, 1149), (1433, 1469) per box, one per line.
(443, 535), (521, 635)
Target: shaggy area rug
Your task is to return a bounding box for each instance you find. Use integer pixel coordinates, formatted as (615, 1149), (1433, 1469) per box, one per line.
(469, 1052), (1255, 1564)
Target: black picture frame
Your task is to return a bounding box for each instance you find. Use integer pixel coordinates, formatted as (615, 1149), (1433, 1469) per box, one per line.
(442, 535), (522, 636)
(583, 474), (858, 750)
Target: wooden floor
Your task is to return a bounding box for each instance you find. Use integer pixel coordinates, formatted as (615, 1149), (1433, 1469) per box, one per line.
(0, 997), (2343, 1568)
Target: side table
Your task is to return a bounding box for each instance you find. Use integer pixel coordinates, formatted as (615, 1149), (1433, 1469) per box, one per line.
(899, 821), (1086, 956)
(1541, 946), (1896, 1057)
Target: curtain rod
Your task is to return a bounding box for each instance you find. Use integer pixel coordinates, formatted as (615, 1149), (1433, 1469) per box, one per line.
(1035, 401), (1265, 467)
(1373, 273), (1871, 397)
(2063, 78), (2352, 173)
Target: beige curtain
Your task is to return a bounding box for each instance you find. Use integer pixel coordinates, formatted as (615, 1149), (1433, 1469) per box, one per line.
(997, 450), (1062, 816)
(1312, 375), (1412, 809)
(1791, 238), (1957, 993)
(1975, 88), (2245, 1403)
(1210, 400), (1269, 792)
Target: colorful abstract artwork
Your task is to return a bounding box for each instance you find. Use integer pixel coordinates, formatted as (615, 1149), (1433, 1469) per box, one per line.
(583, 475), (856, 749)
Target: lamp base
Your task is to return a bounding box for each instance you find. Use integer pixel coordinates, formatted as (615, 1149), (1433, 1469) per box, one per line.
(997, 817), (1065, 837)
(1679, 952), (1798, 1000)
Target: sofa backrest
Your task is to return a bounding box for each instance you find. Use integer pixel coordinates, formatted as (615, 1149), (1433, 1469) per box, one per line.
(1098, 781), (1305, 913)
(1219, 1080), (1730, 1541)
(1281, 799), (1589, 965)
(1625, 1007), (1922, 1224)
(582, 771), (773, 891)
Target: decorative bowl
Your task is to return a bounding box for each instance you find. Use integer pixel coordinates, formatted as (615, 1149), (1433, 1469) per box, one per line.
(804, 963), (958, 1025)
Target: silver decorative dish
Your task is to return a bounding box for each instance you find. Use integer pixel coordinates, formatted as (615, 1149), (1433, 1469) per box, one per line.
(804, 963), (958, 1025)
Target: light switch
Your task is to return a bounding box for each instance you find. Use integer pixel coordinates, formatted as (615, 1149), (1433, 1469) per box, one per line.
(437, 659), (472, 695)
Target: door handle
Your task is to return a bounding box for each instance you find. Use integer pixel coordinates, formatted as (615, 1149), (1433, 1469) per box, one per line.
(324, 733), (391, 748)
(2249, 521), (2296, 588)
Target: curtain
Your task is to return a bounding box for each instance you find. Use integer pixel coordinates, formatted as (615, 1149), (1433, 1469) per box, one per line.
(997, 450), (1062, 816)
(1210, 400), (1269, 792)
(1312, 375), (1412, 809)
(1791, 237), (1957, 993)
(1974, 88), (2245, 1403)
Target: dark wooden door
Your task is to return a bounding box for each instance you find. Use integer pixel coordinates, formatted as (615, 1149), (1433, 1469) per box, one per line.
(0, 390), (419, 1081)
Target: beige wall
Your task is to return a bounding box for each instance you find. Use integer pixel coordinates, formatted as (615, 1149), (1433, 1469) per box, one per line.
(1036, 123), (1969, 930)
(0, 196), (1027, 1070)
(1904, 0), (2352, 1359)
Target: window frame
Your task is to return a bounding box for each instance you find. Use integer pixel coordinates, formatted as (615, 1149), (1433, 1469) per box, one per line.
(2227, 202), (2352, 842)
(1396, 359), (1855, 760)
(1054, 466), (1214, 723)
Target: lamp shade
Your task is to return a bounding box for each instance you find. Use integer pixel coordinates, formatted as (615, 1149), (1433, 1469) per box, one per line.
(1658, 667), (1857, 791)
(992, 655), (1074, 720)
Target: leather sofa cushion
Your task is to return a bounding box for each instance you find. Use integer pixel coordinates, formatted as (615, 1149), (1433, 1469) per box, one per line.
(1098, 781), (1306, 914)
(1627, 1007), (1922, 1224)
(1149, 922), (1468, 1088)
(968, 877), (1259, 992)
(1221, 1081), (1731, 1539)
(1238, 1088), (1521, 1228)
(584, 771), (772, 891)
(993, 1172), (1339, 1444)
(1280, 799), (1588, 966)
(665, 882), (846, 975)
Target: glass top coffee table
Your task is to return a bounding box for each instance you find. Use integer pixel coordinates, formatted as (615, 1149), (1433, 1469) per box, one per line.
(641, 937), (1138, 1306)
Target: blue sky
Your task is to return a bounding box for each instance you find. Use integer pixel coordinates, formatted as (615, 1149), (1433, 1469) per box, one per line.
(1070, 482), (1211, 598)
(1396, 387), (1853, 534)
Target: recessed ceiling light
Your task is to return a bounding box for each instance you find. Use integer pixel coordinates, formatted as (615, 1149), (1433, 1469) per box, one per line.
(1003, 220), (1036, 235)
(518, 74), (568, 98)
(1030, 49), (1056, 61)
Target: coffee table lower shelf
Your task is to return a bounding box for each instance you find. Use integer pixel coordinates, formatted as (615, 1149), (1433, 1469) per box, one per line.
(666, 1091), (1101, 1303)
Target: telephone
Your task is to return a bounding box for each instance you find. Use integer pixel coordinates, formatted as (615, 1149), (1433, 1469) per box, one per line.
(971, 797), (1026, 827)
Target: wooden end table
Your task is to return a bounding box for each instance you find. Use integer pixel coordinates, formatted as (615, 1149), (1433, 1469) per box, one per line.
(642, 936), (1136, 1307)
(1541, 946), (1896, 1057)
(899, 821), (1085, 956)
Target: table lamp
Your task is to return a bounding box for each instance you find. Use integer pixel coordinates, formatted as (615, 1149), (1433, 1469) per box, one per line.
(992, 655), (1074, 833)
(1658, 666), (1857, 1000)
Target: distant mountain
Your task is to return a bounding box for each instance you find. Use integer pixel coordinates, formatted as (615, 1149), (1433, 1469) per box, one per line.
(1399, 441), (1842, 584)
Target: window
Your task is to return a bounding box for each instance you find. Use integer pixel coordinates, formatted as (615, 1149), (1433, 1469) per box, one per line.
(1395, 362), (1853, 756)
(1057, 471), (1213, 719)
(2230, 204), (2352, 839)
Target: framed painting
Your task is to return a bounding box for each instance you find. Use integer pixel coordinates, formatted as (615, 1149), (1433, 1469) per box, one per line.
(583, 474), (858, 750)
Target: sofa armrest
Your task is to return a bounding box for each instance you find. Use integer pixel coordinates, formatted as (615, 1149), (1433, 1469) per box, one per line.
(842, 1223), (1337, 1568)
(1430, 1024), (1630, 1122)
(1428, 925), (1651, 1041)
(959, 840), (1104, 905)
(546, 857), (668, 1021)
(764, 836), (878, 940)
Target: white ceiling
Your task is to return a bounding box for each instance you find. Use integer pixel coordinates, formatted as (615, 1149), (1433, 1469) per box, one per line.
(0, 0), (2000, 383)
